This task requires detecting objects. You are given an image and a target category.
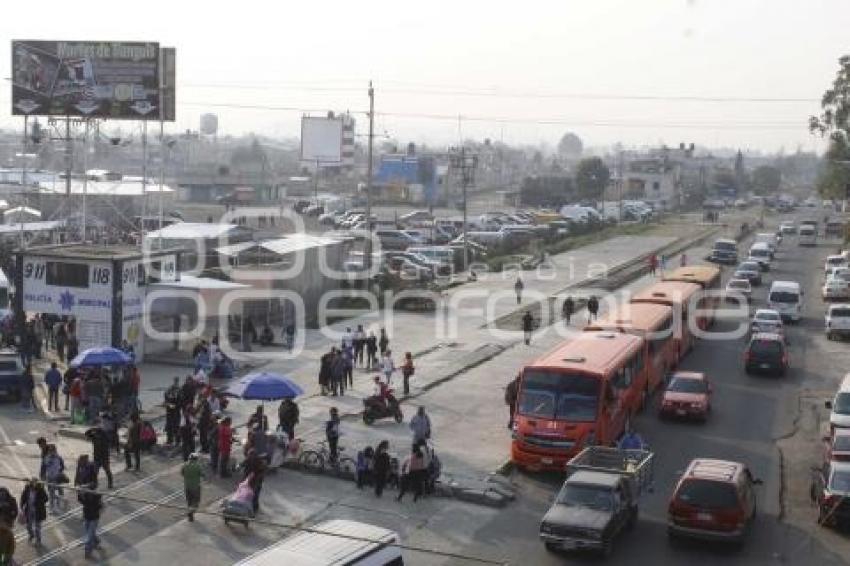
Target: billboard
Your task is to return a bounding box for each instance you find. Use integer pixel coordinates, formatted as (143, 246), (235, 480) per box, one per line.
(300, 116), (343, 164)
(11, 40), (171, 120)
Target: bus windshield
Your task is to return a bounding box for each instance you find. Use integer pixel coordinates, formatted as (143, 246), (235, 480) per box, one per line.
(770, 291), (799, 303)
(518, 370), (600, 422)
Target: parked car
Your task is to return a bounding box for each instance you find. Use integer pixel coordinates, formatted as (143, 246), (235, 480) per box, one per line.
(826, 374), (850, 431)
(725, 278), (752, 303)
(734, 261), (763, 287)
(658, 372), (712, 421)
(667, 459), (761, 545)
(826, 219), (846, 237)
(823, 277), (850, 301)
(0, 350), (23, 401)
(811, 460), (850, 528)
(826, 304), (850, 340)
(825, 255), (848, 276)
(375, 229), (420, 250)
(399, 210), (434, 224)
(744, 332), (788, 375)
(823, 428), (850, 463)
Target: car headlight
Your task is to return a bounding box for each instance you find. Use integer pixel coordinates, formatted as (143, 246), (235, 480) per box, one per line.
(540, 523), (552, 534)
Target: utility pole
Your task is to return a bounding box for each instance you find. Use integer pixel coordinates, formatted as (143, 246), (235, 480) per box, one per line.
(617, 150), (624, 223)
(451, 146), (477, 272)
(365, 81), (375, 271)
(65, 117), (72, 197)
(20, 115), (28, 248)
(81, 119), (89, 242)
(140, 120), (148, 247)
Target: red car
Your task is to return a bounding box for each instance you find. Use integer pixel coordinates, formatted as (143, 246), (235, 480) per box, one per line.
(659, 372), (712, 421)
(668, 459), (762, 545)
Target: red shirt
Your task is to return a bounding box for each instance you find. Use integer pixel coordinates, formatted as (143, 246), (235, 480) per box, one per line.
(218, 425), (233, 454)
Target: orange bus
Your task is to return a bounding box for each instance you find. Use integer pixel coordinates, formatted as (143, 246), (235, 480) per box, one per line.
(630, 280), (702, 361)
(511, 332), (647, 471)
(585, 302), (676, 394)
(663, 265), (721, 328)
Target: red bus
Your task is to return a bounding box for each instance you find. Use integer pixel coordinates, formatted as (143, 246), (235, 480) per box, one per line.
(511, 332), (647, 471)
(585, 302), (676, 394)
(630, 280), (702, 361)
(663, 265), (721, 328)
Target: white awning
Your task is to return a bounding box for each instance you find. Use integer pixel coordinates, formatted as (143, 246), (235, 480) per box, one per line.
(145, 222), (240, 240)
(260, 233), (344, 255)
(150, 275), (250, 291)
(0, 220), (65, 234)
(216, 242), (259, 257)
(3, 206), (41, 217)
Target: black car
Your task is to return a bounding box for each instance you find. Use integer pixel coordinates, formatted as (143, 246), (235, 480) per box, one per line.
(734, 261), (763, 286)
(744, 332), (787, 376)
(710, 239), (738, 265)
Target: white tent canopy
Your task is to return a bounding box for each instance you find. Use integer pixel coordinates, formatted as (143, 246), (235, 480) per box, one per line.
(3, 206), (41, 218)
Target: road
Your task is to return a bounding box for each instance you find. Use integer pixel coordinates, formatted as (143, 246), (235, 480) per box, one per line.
(4, 210), (850, 564)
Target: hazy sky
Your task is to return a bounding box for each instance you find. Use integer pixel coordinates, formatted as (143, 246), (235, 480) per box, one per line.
(1, 0), (848, 153)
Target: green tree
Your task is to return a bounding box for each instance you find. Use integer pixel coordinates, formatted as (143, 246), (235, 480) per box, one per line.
(557, 132), (583, 159)
(810, 55), (850, 199)
(574, 157), (610, 205)
(751, 165), (781, 195)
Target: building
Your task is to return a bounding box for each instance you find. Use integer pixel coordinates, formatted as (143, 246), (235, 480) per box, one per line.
(14, 244), (181, 360)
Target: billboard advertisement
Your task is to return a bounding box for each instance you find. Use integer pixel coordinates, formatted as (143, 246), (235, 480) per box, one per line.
(11, 40), (168, 120)
(301, 116), (343, 164)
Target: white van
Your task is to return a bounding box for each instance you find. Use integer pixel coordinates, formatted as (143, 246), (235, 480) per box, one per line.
(754, 233), (778, 256)
(767, 281), (803, 322)
(799, 225), (818, 246)
(748, 242), (772, 271)
(827, 374), (850, 430)
(237, 520), (404, 566)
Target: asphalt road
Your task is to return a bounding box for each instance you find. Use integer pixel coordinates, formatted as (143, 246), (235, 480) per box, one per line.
(5, 211), (850, 565)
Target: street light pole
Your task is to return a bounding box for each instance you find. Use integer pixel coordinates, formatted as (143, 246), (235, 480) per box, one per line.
(365, 81), (375, 271)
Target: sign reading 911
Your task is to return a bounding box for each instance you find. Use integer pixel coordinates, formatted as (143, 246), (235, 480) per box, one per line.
(11, 40), (164, 120)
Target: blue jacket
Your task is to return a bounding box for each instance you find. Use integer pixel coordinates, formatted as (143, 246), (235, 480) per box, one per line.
(44, 368), (62, 389)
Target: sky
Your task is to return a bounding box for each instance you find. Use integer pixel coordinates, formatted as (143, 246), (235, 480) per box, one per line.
(1, 0), (848, 153)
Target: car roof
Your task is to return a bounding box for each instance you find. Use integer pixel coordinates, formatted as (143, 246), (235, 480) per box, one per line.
(830, 460), (850, 473)
(770, 280), (800, 291)
(567, 470), (622, 488)
(829, 304), (850, 312)
(727, 278), (750, 285)
(754, 309), (780, 317)
(670, 371), (706, 381)
(684, 459), (744, 483)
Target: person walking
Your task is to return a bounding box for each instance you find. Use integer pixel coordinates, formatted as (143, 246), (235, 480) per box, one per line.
(181, 453), (203, 522)
(356, 446), (374, 489)
(373, 440), (391, 498)
(55, 322), (67, 363)
(354, 324), (366, 367)
(242, 450), (267, 513)
(562, 296), (575, 325)
(343, 346), (354, 389)
(164, 377), (181, 446)
(79, 482), (102, 559)
(648, 254), (658, 277)
(378, 328), (389, 357)
(409, 406), (431, 443)
(325, 407), (340, 464)
(218, 417), (233, 477)
(197, 397), (212, 454)
(20, 364), (34, 413)
(366, 332), (378, 370)
(19, 478), (47, 545)
(44, 362), (61, 413)
(380, 350), (395, 386)
(587, 296), (600, 323)
(62, 366), (76, 412)
(331, 350), (346, 396)
(85, 427), (113, 489)
(522, 311), (535, 345)
(505, 374), (520, 429)
(680, 253), (688, 267)
(74, 455), (97, 489)
(207, 416), (220, 475)
(277, 398), (299, 440)
(124, 413), (141, 472)
(659, 254), (667, 274)
(318, 350), (333, 396)
(401, 352), (415, 396)
(180, 406), (197, 462)
(514, 276), (524, 304)
(66, 332), (79, 366)
(42, 445), (66, 511)
(396, 445), (426, 503)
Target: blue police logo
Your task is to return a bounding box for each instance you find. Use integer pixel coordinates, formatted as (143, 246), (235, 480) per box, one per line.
(59, 289), (75, 311)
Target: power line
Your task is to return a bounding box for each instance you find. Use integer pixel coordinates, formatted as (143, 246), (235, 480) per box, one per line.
(0, 473), (508, 565)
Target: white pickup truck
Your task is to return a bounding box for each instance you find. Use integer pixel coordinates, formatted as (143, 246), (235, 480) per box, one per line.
(826, 304), (850, 341)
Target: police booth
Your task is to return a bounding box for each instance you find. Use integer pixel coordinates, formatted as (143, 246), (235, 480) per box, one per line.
(13, 244), (180, 362)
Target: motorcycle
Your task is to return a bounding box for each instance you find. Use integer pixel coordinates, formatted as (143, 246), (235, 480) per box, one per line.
(362, 392), (403, 425)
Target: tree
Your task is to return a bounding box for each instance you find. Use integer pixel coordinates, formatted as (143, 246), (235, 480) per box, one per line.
(810, 55), (850, 199)
(520, 175), (575, 207)
(557, 133), (583, 159)
(751, 165), (781, 196)
(574, 157), (610, 205)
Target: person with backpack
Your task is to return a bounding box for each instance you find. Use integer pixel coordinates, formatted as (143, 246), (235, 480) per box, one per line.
(505, 374), (520, 429)
(19, 478), (47, 545)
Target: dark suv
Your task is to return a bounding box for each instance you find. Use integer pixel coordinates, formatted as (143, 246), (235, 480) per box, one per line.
(710, 239), (738, 265)
(668, 459), (761, 545)
(744, 333), (788, 376)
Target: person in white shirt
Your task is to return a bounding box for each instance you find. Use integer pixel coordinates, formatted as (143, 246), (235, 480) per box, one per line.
(381, 351), (395, 385)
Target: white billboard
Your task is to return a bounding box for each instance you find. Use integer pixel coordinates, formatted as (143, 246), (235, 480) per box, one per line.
(300, 116), (343, 164)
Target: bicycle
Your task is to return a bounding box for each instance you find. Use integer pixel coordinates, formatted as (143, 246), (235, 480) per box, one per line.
(299, 440), (357, 478)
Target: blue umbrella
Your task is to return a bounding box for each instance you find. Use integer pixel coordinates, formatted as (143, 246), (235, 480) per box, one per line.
(225, 372), (304, 401)
(70, 346), (133, 368)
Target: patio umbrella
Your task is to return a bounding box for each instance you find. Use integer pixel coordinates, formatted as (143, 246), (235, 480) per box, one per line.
(70, 346), (133, 368)
(225, 371), (304, 401)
